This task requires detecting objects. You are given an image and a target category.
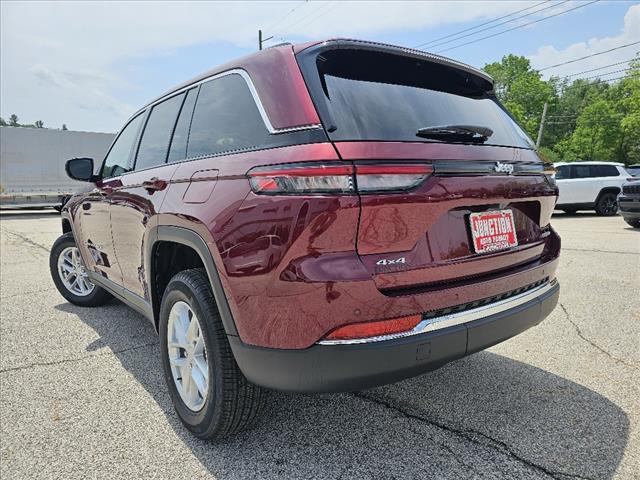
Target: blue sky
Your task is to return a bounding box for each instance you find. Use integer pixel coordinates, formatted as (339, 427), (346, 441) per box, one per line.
(2, 1), (638, 132)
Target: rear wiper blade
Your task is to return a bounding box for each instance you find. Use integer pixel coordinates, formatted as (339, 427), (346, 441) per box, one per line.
(416, 125), (494, 144)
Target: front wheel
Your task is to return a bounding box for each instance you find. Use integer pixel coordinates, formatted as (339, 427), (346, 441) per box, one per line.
(159, 268), (267, 439)
(595, 193), (618, 216)
(49, 233), (112, 307)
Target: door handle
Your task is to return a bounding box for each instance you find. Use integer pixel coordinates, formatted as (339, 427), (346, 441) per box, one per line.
(142, 177), (168, 193)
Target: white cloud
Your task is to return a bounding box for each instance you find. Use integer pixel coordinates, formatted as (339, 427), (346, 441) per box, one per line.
(0, 1), (622, 132)
(529, 4), (640, 80)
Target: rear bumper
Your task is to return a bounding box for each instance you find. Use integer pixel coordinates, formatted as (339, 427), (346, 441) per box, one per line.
(228, 280), (559, 393)
(618, 196), (640, 219)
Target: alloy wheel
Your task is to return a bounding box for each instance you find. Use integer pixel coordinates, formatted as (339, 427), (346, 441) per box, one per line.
(167, 301), (209, 411)
(57, 246), (95, 296)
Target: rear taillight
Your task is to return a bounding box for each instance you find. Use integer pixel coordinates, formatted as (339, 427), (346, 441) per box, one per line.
(248, 163), (354, 194)
(247, 162), (432, 195)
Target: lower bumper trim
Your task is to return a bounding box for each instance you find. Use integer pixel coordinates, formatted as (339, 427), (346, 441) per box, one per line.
(228, 280), (560, 393)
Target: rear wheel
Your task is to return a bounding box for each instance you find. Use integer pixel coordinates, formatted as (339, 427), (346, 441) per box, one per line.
(49, 233), (112, 306)
(159, 268), (267, 439)
(595, 193), (618, 216)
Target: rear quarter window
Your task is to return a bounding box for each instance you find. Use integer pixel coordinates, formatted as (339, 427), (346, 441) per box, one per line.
(590, 165), (620, 177)
(187, 74), (270, 158)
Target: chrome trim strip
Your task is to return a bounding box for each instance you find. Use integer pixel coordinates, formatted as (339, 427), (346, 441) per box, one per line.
(317, 280), (557, 345)
(132, 68), (322, 135)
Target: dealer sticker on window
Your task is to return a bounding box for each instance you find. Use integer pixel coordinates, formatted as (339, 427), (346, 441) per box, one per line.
(469, 209), (518, 254)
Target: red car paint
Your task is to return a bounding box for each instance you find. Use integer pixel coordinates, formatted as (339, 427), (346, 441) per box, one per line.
(65, 39), (560, 356)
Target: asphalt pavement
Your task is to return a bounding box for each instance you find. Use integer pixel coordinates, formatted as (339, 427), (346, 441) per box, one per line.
(0, 210), (638, 479)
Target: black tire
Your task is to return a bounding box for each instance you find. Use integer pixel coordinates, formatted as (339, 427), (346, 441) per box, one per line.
(595, 192), (618, 216)
(159, 268), (267, 439)
(624, 218), (640, 228)
(49, 233), (113, 307)
(562, 208), (577, 215)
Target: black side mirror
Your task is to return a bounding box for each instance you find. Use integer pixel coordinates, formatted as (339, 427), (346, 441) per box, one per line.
(66, 157), (96, 182)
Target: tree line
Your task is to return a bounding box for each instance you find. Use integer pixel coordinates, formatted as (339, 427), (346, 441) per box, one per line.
(0, 114), (67, 131)
(483, 55), (639, 165)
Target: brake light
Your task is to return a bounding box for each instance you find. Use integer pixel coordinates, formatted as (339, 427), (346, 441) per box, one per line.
(323, 314), (422, 341)
(248, 162), (432, 195)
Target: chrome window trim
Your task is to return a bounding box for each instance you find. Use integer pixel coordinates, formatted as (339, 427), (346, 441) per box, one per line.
(131, 69), (322, 136)
(317, 279), (557, 345)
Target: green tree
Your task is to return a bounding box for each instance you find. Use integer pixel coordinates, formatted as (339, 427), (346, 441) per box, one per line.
(567, 99), (621, 161)
(0, 117), (6, 126)
(34, 120), (44, 128)
(483, 55), (554, 139)
(61, 124), (68, 131)
(9, 114), (19, 127)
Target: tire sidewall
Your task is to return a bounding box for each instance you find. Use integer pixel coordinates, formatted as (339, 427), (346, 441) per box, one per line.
(596, 193), (618, 216)
(159, 276), (223, 435)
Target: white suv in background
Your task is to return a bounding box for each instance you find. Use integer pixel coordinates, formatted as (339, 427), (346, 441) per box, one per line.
(554, 162), (630, 216)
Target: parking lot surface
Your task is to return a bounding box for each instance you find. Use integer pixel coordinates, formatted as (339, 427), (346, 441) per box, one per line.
(0, 210), (638, 479)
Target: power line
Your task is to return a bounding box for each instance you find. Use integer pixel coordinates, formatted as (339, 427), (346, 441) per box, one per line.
(272, 0), (332, 36)
(415, 0), (551, 49)
(538, 41), (640, 71)
(418, 1), (566, 50)
(555, 59), (636, 78)
(436, 0), (599, 54)
(264, 0), (308, 34)
(559, 74), (637, 91)
(290, 0), (338, 33)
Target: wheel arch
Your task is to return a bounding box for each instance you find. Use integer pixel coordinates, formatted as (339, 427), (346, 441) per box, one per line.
(148, 226), (238, 337)
(61, 212), (72, 234)
(596, 186), (621, 202)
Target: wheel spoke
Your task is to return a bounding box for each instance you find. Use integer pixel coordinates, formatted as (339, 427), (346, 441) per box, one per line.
(169, 341), (189, 351)
(191, 363), (207, 399)
(187, 314), (199, 343)
(193, 335), (205, 356)
(169, 355), (187, 368)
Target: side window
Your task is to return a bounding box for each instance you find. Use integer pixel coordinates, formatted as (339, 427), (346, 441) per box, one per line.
(101, 113), (145, 178)
(574, 165), (592, 179)
(168, 88), (198, 163)
(187, 73), (270, 158)
(555, 166), (570, 180)
(591, 165), (620, 177)
(135, 93), (185, 171)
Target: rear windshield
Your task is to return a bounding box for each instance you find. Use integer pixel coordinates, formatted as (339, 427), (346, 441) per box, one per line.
(302, 49), (534, 149)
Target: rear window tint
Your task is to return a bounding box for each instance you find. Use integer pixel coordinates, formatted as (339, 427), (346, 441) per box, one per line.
(187, 74), (270, 158)
(301, 49), (534, 149)
(590, 165), (619, 177)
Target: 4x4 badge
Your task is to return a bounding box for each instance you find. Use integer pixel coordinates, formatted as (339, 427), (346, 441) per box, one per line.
(376, 257), (406, 266)
(494, 162), (514, 174)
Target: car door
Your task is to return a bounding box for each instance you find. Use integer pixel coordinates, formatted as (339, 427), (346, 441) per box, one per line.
(74, 113), (145, 284)
(578, 165), (604, 203)
(109, 89), (196, 300)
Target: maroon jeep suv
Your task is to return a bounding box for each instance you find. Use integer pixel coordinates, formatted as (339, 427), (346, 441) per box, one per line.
(50, 39), (560, 439)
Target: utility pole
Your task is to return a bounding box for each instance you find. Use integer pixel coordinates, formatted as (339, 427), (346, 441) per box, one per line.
(258, 29), (273, 51)
(536, 102), (548, 149)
